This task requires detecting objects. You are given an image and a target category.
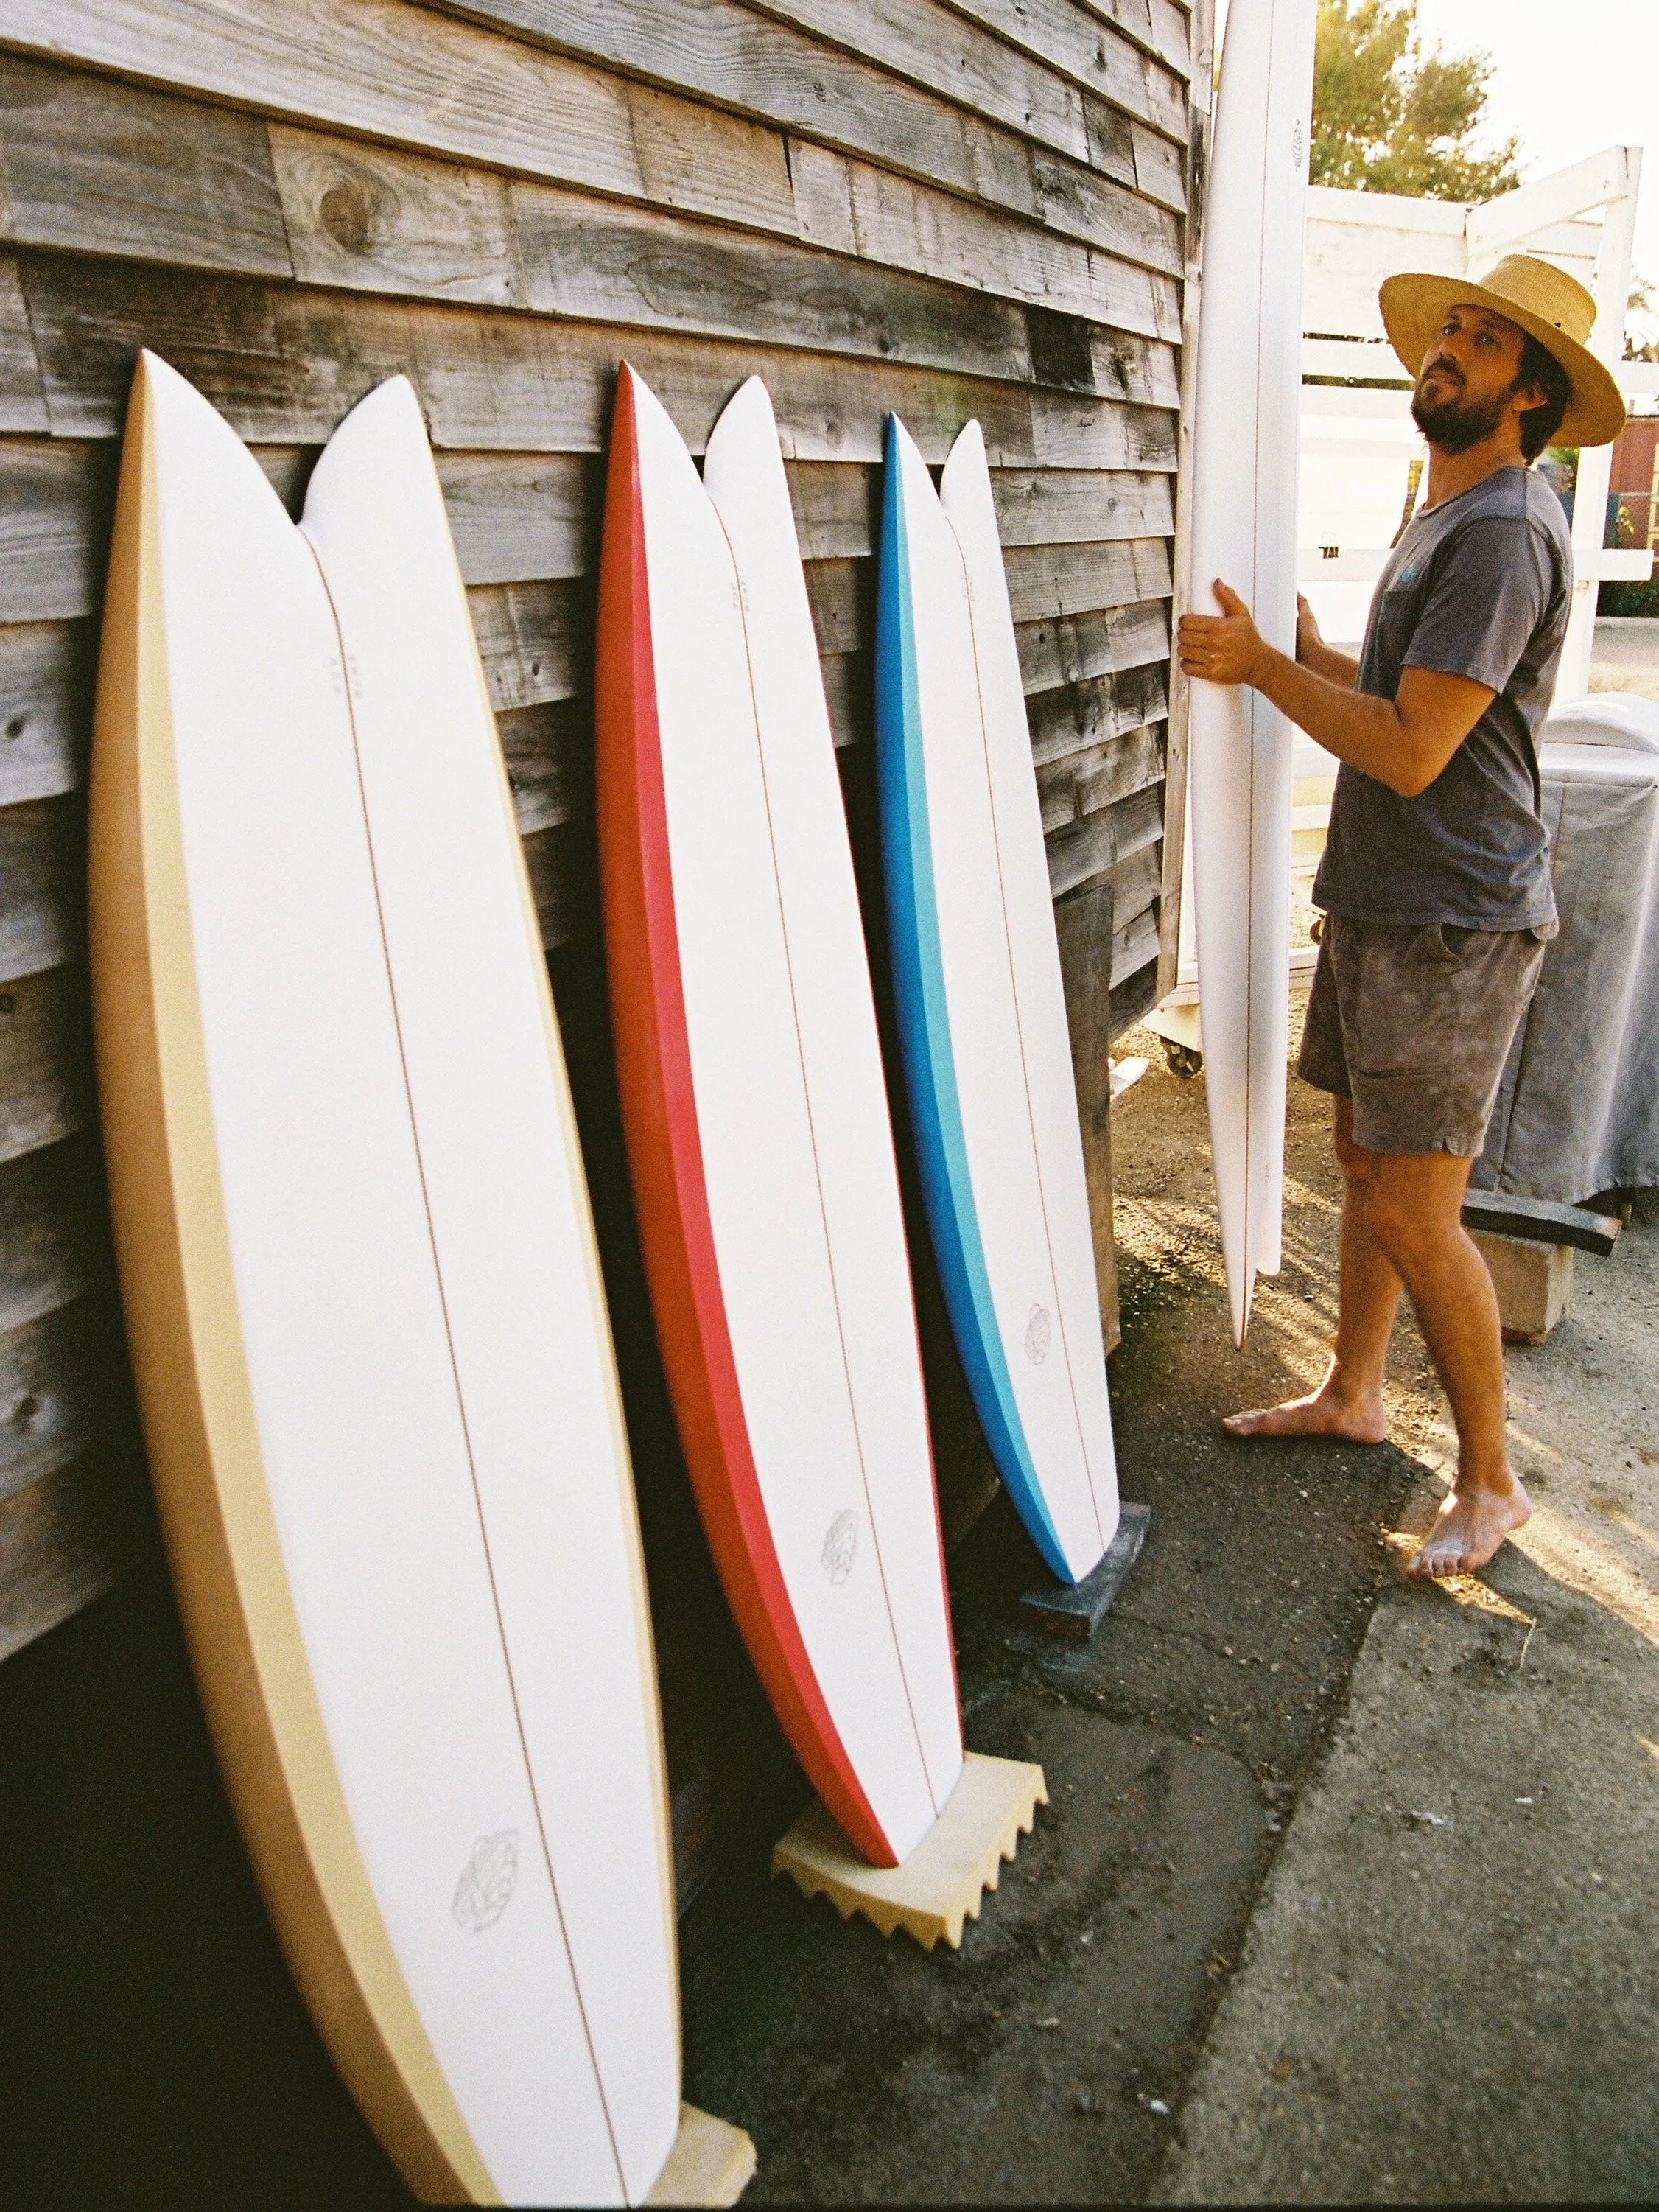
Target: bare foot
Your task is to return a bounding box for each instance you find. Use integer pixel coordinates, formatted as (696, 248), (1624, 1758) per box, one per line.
(1222, 1381), (1388, 1444)
(1405, 1477), (1532, 1578)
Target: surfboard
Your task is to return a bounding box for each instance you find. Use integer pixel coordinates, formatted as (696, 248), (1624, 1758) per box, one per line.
(88, 352), (679, 2206)
(595, 364), (962, 1871)
(875, 413), (1120, 1588)
(1186, 0), (1316, 1345)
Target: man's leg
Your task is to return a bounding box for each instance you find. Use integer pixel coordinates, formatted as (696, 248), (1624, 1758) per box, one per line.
(1363, 1146), (1530, 1575)
(1224, 1097), (1397, 1441)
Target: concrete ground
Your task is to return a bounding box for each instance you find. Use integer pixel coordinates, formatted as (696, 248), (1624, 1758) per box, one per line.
(1122, 1042), (1659, 2203)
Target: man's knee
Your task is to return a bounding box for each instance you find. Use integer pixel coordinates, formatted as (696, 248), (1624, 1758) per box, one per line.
(1365, 1163), (1468, 1266)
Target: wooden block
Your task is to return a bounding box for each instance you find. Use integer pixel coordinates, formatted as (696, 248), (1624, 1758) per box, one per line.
(1020, 1500), (1150, 1637)
(1470, 1228), (1574, 1345)
(771, 1750), (1047, 1950)
(644, 2104), (757, 2208)
(1462, 1186), (1620, 1257)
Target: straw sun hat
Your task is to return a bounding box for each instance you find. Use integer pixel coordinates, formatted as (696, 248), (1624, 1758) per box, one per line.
(1378, 252), (1627, 449)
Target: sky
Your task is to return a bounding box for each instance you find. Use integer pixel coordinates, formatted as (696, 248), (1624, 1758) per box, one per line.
(1406, 1), (1659, 291)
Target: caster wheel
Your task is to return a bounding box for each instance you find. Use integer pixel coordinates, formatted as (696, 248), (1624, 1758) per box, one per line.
(1163, 1040), (1203, 1079)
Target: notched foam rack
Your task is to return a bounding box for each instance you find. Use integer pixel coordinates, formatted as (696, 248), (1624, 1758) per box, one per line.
(771, 1751), (1048, 1950)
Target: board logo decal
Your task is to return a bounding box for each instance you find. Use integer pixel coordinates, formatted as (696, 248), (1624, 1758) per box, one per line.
(1291, 119), (1305, 172)
(452, 1830), (519, 1931)
(820, 1510), (860, 1586)
(1024, 1304), (1053, 1365)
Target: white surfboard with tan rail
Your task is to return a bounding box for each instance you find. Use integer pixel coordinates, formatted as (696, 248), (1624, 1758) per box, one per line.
(85, 353), (737, 2205)
(1186, 0), (1317, 1344)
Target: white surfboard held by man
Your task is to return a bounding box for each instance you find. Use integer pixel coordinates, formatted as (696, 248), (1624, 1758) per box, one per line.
(1177, 255), (1625, 1578)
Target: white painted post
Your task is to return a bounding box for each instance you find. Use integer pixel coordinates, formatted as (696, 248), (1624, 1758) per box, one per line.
(1554, 147), (1643, 707)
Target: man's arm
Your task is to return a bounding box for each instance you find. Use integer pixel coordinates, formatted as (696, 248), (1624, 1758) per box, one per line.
(1178, 582), (1494, 799)
(1295, 595), (1360, 687)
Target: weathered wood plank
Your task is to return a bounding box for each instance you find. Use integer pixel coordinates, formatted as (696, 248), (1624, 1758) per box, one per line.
(1079, 0), (1192, 78)
(992, 466), (1174, 546)
(1109, 889), (1160, 985)
(0, 0), (798, 238)
(789, 125), (1182, 299)
(1016, 592), (1170, 693)
(0, 435), (596, 601)
(798, 543), (1174, 664)
(509, 178), (1039, 377)
(802, 559), (868, 659)
(1131, 116), (1186, 210)
(1, 0), (1188, 281)
(0, 1136), (97, 1334)
(1089, 326), (1182, 406)
(0, 439), (113, 625)
(937, 0), (1187, 141)
(497, 697), (589, 836)
(760, 0), (1183, 144)
(787, 444), (1177, 569)
(467, 579), (588, 713)
(432, 0), (1176, 259)
(0, 963), (93, 1163)
(269, 125), (524, 308)
(1045, 771), (1160, 895)
(443, 0), (1074, 178)
(0, 252), (45, 431)
(0, 52), (292, 278)
(0, 1450), (136, 1663)
(1003, 534), (1171, 625)
(0, 622), (92, 804)
(1036, 713), (1164, 825)
(785, 463), (877, 562)
(0, 798), (83, 984)
(1027, 661), (1168, 765)
(19, 256), (1139, 469)
(435, 450), (594, 584)
(267, 119), (1181, 362)
(758, 0), (1079, 158)
(0, 1293), (102, 1503)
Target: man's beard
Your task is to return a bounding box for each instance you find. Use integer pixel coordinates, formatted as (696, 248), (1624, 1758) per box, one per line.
(1410, 363), (1512, 454)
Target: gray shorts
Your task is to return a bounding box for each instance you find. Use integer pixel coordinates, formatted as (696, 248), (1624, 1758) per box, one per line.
(1298, 913), (1548, 1156)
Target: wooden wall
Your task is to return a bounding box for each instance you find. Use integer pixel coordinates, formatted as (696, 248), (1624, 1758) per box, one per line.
(0, 0), (1203, 1869)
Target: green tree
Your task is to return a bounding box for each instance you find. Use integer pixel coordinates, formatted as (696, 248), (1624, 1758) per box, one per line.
(1311, 0), (1521, 201)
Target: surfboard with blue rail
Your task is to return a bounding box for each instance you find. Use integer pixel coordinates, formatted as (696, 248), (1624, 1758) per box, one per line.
(875, 413), (1120, 1586)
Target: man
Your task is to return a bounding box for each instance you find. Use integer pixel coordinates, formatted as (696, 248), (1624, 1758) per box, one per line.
(1176, 253), (1626, 1577)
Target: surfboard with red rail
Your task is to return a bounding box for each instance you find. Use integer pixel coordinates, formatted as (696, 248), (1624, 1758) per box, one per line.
(595, 364), (963, 1869)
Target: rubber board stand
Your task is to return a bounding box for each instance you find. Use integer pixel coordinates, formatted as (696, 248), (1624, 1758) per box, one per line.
(645, 2105), (757, 2208)
(771, 1751), (1047, 1950)
(1020, 1502), (1151, 1640)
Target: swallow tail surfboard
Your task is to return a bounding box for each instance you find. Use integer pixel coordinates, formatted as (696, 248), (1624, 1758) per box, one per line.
(595, 364), (962, 1869)
(88, 353), (680, 2205)
(1187, 0), (1317, 1344)
(876, 414), (1120, 1587)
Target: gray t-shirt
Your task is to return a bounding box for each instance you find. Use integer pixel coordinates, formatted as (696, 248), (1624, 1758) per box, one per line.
(1313, 463), (1571, 931)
